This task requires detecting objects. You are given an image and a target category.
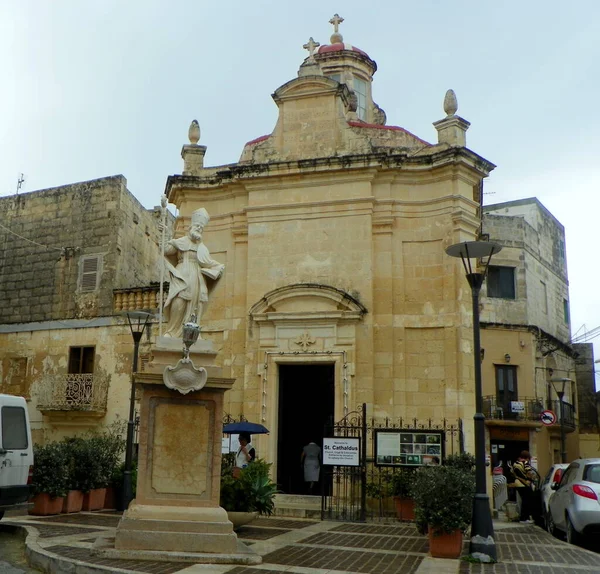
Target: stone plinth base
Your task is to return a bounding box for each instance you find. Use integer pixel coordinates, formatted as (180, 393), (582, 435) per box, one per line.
(93, 537), (261, 565)
(115, 503), (241, 554)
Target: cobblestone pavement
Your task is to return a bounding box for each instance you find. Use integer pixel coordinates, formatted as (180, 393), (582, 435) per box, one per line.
(3, 512), (599, 573)
(3, 512), (429, 574)
(460, 522), (600, 573)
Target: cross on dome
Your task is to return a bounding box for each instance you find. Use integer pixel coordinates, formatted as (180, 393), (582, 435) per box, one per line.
(303, 36), (320, 58)
(329, 13), (344, 43)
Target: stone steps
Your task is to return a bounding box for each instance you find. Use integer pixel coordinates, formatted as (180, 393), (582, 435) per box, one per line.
(273, 494), (322, 519)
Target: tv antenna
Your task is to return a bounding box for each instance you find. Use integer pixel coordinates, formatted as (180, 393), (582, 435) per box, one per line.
(16, 173), (25, 194)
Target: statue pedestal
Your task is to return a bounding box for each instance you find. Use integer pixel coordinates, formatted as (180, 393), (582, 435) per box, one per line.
(94, 345), (260, 564)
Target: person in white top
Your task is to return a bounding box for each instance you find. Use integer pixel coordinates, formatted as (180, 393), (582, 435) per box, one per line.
(234, 432), (256, 477)
(301, 441), (321, 494)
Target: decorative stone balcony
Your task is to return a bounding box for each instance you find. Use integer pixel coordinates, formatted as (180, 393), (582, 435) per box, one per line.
(37, 374), (109, 415)
(113, 283), (168, 312)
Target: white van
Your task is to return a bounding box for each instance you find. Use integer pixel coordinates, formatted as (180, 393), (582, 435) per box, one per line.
(0, 394), (34, 519)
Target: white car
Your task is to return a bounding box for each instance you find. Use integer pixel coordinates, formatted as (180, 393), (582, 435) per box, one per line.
(0, 395), (34, 520)
(547, 458), (600, 544)
(541, 463), (568, 526)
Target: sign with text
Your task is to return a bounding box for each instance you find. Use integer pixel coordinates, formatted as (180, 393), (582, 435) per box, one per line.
(510, 401), (525, 413)
(323, 437), (360, 466)
(374, 429), (444, 467)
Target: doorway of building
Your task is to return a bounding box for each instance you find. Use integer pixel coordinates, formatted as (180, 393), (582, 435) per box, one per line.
(277, 363), (335, 494)
(491, 439), (529, 501)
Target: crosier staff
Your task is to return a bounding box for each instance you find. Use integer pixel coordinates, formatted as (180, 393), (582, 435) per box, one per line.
(158, 194), (168, 337)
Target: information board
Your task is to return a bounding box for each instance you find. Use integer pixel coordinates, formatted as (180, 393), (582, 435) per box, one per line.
(322, 437), (360, 466)
(374, 429), (444, 467)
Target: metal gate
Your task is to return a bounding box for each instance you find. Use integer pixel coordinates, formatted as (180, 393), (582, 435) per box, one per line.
(321, 405), (464, 522)
(321, 404), (367, 521)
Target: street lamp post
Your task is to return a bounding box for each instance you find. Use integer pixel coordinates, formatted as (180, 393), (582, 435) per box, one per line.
(446, 240), (502, 562)
(121, 311), (152, 510)
(550, 377), (570, 464)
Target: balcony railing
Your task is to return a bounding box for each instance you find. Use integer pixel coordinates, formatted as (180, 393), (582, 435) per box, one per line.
(548, 399), (576, 429)
(113, 283), (168, 313)
(483, 396), (545, 422)
(483, 396), (576, 428)
(37, 374), (109, 413)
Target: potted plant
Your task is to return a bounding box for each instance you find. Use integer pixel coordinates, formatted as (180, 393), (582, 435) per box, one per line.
(61, 439), (84, 513)
(30, 443), (68, 516)
(366, 470), (394, 516)
(412, 464), (475, 558)
(391, 468), (416, 521)
(110, 459), (137, 511)
(220, 458), (277, 529)
(94, 422), (126, 510)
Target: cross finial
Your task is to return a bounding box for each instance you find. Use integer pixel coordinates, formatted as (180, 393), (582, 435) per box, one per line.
(329, 13), (344, 43)
(303, 36), (320, 59)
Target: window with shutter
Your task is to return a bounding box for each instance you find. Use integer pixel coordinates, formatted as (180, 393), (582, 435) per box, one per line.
(80, 255), (101, 292)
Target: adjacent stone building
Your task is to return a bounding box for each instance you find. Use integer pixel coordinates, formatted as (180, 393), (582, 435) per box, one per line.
(480, 198), (580, 474)
(0, 175), (170, 443)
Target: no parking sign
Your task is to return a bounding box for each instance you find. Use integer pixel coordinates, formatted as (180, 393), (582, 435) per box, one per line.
(540, 410), (556, 426)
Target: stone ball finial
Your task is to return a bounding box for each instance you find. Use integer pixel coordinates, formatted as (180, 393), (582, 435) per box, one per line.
(329, 13), (344, 44)
(188, 120), (200, 145)
(443, 89), (458, 117)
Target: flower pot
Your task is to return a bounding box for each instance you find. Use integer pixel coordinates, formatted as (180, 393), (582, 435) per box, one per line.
(103, 486), (117, 510)
(428, 526), (463, 559)
(29, 494), (64, 516)
(82, 488), (106, 511)
(227, 511), (258, 530)
(393, 496), (415, 521)
(62, 490), (84, 513)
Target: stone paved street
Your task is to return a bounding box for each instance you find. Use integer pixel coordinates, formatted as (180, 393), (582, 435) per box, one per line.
(2, 512), (599, 573)
(460, 522), (600, 573)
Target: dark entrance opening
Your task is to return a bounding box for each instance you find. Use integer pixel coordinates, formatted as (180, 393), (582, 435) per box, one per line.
(491, 439), (529, 500)
(277, 364), (335, 494)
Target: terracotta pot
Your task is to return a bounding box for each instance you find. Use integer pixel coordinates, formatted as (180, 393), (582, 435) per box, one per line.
(428, 526), (463, 559)
(227, 511), (258, 530)
(393, 496), (415, 521)
(82, 488), (107, 511)
(62, 490), (84, 513)
(29, 494), (64, 516)
(103, 486), (116, 510)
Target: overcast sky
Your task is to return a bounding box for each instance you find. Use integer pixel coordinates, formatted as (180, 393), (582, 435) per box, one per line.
(1, 1), (599, 382)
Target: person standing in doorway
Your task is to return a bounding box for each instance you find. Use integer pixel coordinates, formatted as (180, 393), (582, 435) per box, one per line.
(301, 441), (321, 494)
(234, 433), (256, 478)
(512, 450), (536, 523)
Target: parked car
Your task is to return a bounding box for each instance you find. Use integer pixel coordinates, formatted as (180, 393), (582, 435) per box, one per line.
(547, 458), (600, 544)
(0, 394), (34, 520)
(541, 463), (568, 527)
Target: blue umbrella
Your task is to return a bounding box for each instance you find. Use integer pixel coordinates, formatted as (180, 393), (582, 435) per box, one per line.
(223, 421), (269, 434)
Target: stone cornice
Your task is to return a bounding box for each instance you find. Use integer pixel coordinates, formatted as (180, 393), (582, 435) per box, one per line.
(165, 147), (496, 203)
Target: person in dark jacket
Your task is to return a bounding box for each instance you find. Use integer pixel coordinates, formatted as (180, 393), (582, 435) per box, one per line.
(512, 450), (538, 523)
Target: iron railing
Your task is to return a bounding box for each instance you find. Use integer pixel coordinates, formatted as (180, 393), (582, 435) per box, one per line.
(547, 399), (576, 428)
(37, 374), (109, 412)
(482, 396), (545, 422)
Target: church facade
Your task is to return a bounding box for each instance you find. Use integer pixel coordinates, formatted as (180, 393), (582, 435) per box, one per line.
(163, 17), (495, 486)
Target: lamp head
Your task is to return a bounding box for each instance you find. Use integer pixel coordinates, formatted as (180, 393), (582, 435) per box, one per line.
(550, 377), (571, 395)
(445, 240), (502, 278)
(182, 314), (200, 359)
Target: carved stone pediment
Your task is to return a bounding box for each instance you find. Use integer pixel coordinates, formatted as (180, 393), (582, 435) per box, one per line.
(249, 283), (367, 324)
(163, 359), (208, 395)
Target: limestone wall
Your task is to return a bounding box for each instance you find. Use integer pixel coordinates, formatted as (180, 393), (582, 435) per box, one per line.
(0, 321), (140, 444)
(0, 175), (165, 324)
(482, 199), (570, 343)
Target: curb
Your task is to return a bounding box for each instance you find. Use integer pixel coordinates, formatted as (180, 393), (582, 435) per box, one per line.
(5, 522), (136, 574)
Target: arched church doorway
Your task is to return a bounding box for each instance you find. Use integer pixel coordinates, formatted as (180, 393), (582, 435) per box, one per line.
(277, 363), (335, 494)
